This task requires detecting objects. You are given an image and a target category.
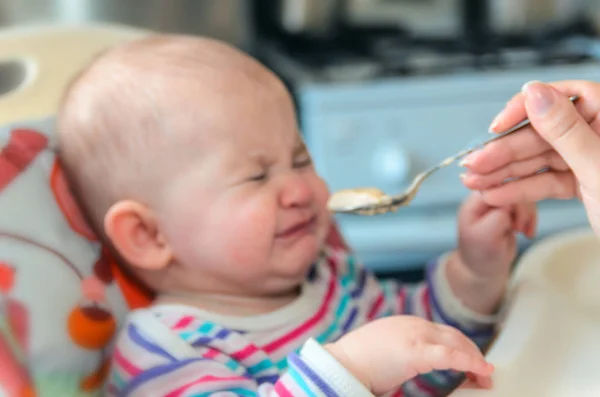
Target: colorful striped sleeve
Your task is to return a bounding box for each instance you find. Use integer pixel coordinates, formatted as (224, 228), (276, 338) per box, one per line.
(108, 311), (373, 397)
(328, 247), (497, 396)
(375, 254), (497, 397)
(374, 253), (497, 342)
(326, 245), (497, 340)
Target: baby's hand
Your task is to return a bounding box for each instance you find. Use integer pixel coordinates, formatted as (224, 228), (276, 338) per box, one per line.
(445, 192), (537, 315)
(457, 192), (537, 279)
(325, 316), (494, 395)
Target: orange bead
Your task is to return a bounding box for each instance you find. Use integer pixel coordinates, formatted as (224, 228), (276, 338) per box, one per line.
(20, 384), (36, 397)
(67, 305), (116, 350)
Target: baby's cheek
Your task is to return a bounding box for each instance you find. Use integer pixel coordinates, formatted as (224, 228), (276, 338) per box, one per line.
(168, 222), (206, 264)
(225, 200), (276, 265)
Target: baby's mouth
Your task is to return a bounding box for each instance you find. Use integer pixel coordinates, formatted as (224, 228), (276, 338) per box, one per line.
(276, 215), (317, 239)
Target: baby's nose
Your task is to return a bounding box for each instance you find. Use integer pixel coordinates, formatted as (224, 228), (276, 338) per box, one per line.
(279, 175), (313, 208)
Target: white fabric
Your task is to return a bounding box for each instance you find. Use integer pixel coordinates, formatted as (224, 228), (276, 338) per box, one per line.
(300, 338), (374, 397)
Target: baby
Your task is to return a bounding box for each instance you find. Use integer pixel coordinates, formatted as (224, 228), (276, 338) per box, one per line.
(56, 35), (537, 396)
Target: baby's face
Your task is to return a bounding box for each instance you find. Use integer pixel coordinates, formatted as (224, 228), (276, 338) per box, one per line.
(158, 84), (331, 296)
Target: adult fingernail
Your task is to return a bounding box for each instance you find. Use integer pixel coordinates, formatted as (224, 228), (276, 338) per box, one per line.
(488, 112), (503, 133)
(521, 80), (554, 115)
(459, 151), (478, 167)
(521, 80), (542, 93)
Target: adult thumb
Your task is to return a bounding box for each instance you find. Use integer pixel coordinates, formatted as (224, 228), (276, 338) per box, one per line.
(522, 81), (600, 194)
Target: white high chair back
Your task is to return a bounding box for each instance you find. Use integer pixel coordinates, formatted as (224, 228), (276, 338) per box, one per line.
(0, 23), (147, 124)
(0, 24), (151, 395)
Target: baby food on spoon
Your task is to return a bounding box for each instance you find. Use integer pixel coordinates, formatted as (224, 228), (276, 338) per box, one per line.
(327, 188), (387, 211)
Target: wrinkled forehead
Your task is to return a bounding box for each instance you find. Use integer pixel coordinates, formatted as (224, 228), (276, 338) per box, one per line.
(170, 73), (298, 146)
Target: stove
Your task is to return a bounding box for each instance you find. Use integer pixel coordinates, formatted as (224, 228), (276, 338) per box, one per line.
(260, 20), (599, 80)
(256, 27), (600, 272)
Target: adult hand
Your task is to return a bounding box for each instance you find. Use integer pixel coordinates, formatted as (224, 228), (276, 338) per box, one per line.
(460, 80), (600, 237)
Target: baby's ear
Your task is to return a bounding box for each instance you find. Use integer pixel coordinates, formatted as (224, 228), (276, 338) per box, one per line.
(104, 200), (172, 271)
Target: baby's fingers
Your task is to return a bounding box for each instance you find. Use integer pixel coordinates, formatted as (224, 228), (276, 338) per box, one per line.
(466, 371), (493, 389)
(512, 202), (537, 238)
(419, 344), (494, 377)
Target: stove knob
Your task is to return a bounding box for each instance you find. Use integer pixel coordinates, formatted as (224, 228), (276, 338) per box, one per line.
(372, 145), (411, 185)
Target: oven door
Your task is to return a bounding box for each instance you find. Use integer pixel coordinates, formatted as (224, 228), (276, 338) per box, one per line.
(298, 62), (599, 272)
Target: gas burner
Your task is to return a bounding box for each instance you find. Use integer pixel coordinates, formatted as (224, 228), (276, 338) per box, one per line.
(259, 28), (600, 83)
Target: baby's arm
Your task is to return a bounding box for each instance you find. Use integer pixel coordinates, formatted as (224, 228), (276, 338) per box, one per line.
(327, 246), (496, 396)
(329, 245), (496, 342)
(380, 255), (497, 345)
(108, 311), (372, 397)
(326, 222), (496, 342)
(108, 310), (492, 397)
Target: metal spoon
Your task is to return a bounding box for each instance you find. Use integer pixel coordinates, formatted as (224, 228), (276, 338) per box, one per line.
(328, 95), (579, 215)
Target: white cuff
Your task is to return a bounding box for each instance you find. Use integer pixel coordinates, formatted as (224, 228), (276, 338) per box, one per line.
(299, 338), (374, 397)
(432, 253), (502, 328)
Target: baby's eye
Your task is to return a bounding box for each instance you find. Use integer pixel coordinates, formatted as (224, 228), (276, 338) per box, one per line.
(293, 156), (312, 168)
(248, 171), (268, 182)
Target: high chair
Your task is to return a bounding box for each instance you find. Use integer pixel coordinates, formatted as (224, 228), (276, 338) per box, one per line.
(452, 227), (600, 396)
(0, 23), (147, 125)
(0, 23), (148, 396)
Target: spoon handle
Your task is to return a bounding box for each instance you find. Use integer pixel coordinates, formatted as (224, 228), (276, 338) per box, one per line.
(387, 95), (580, 207)
(480, 95), (579, 148)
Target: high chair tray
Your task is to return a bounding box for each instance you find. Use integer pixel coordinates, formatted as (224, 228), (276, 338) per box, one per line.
(451, 227), (600, 396)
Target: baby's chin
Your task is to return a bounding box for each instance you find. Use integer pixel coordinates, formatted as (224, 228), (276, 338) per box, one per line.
(296, 234), (324, 263)
(278, 236), (325, 277)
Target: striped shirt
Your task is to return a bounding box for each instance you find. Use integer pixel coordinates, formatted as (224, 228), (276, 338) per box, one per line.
(108, 245), (497, 397)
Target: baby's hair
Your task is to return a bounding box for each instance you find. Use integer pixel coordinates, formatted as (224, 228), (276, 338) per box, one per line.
(57, 34), (278, 235)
